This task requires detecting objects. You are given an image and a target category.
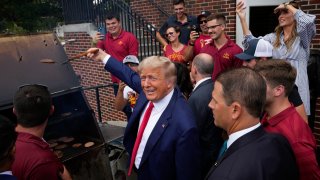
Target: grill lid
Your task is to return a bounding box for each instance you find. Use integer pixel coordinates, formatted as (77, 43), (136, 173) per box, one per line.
(0, 33), (80, 108)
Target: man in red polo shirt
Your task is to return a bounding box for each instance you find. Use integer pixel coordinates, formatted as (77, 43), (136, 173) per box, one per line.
(200, 14), (242, 81)
(12, 85), (71, 180)
(255, 60), (320, 180)
(94, 12), (139, 95)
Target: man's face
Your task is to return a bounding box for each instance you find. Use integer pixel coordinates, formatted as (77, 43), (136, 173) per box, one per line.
(125, 63), (139, 72)
(207, 19), (224, 40)
(174, 3), (185, 19)
(199, 17), (208, 33)
(105, 18), (121, 36)
(140, 67), (174, 102)
(208, 82), (232, 130)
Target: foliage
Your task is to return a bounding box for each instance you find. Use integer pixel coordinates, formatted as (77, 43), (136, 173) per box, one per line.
(0, 0), (63, 34)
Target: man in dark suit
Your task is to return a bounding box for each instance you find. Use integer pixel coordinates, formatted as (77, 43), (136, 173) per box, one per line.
(205, 67), (298, 180)
(88, 48), (201, 180)
(188, 53), (223, 178)
(0, 115), (17, 180)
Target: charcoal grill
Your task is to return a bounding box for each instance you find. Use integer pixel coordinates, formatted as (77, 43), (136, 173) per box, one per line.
(0, 33), (113, 180)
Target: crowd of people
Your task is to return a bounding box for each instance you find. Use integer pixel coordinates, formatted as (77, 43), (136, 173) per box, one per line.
(1, 0), (319, 179)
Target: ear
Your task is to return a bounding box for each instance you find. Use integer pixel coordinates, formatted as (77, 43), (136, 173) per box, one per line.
(49, 105), (55, 116)
(273, 85), (285, 97)
(13, 108), (16, 115)
(231, 102), (241, 120)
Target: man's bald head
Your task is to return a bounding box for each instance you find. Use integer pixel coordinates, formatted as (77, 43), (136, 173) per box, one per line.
(192, 53), (214, 76)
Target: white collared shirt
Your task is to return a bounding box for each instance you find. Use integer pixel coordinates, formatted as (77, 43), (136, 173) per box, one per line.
(135, 89), (174, 168)
(227, 123), (261, 149)
(193, 77), (211, 91)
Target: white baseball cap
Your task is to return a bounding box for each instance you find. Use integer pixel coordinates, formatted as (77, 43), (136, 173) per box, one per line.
(235, 39), (273, 60)
(123, 55), (140, 64)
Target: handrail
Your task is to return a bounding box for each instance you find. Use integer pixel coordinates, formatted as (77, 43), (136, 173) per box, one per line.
(148, 0), (170, 17)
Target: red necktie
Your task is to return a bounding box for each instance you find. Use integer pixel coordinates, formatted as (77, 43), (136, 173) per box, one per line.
(128, 102), (154, 176)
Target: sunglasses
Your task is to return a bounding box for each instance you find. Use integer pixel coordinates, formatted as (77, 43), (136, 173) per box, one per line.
(199, 20), (207, 24)
(165, 32), (174, 37)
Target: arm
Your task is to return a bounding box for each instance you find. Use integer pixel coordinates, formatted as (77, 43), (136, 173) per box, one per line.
(236, 1), (251, 36)
(294, 9), (316, 49)
(92, 32), (105, 49)
(156, 31), (168, 47)
(175, 127), (201, 180)
(114, 82), (128, 111)
(184, 31), (198, 62)
(87, 48), (143, 93)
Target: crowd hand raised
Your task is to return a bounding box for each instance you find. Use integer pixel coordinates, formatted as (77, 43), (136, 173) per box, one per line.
(118, 81), (126, 92)
(189, 31), (199, 43)
(86, 48), (108, 62)
(236, 1), (246, 19)
(274, 3), (288, 14)
(92, 32), (104, 43)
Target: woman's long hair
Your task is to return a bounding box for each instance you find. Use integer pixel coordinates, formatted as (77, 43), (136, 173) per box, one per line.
(273, 0), (300, 50)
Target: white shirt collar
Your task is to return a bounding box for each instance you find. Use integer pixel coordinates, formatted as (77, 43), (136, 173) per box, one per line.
(0, 171), (13, 175)
(227, 123), (261, 148)
(193, 77), (211, 91)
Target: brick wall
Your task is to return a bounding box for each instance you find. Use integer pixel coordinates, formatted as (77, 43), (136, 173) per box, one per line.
(64, 32), (127, 122)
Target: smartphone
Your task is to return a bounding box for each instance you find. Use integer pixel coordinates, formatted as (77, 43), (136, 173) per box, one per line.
(98, 26), (106, 40)
(191, 25), (200, 38)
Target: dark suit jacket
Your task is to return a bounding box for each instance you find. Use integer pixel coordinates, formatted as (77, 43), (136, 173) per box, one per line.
(0, 174), (17, 180)
(205, 126), (299, 180)
(188, 79), (223, 176)
(105, 57), (201, 180)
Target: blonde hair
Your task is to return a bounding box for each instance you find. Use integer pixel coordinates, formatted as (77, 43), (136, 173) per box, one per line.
(138, 56), (177, 83)
(273, 22), (297, 50)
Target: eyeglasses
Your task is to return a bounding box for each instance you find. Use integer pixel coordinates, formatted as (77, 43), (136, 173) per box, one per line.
(199, 20), (207, 24)
(207, 24), (222, 30)
(19, 84), (48, 90)
(165, 32), (174, 37)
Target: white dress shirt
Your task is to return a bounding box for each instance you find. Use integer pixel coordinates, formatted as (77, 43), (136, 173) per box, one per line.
(0, 171), (13, 175)
(135, 89), (174, 168)
(193, 77), (211, 91)
(227, 123), (261, 149)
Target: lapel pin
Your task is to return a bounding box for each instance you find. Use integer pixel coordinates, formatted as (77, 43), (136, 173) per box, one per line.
(162, 124), (166, 128)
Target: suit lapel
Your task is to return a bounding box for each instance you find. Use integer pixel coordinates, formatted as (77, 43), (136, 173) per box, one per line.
(205, 126), (265, 179)
(139, 89), (179, 166)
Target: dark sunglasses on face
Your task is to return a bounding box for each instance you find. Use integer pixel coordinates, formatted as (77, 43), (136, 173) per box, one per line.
(165, 32), (174, 37)
(200, 20), (207, 24)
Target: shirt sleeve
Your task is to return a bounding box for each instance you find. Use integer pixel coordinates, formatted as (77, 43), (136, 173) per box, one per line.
(291, 140), (320, 179)
(128, 34), (139, 57)
(294, 10), (316, 49)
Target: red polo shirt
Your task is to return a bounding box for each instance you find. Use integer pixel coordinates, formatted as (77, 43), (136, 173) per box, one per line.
(200, 37), (242, 81)
(163, 44), (187, 64)
(12, 132), (64, 180)
(97, 29), (139, 83)
(261, 106), (320, 180)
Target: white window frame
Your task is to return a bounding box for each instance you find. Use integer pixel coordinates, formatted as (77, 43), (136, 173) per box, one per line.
(236, 0), (287, 48)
